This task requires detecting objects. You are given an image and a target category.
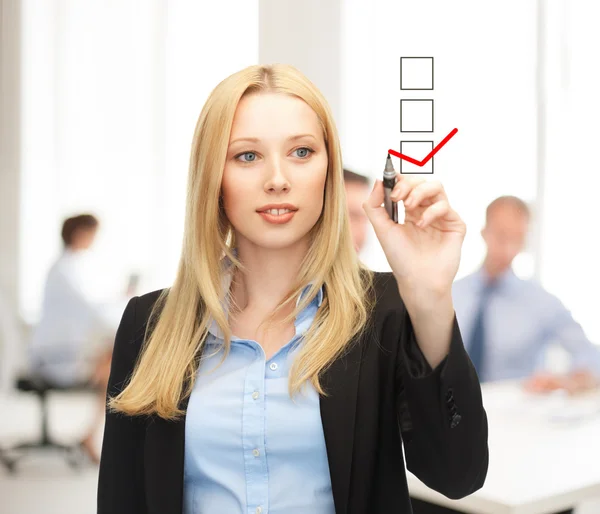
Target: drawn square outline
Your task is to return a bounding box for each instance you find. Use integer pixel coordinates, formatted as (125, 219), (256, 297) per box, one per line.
(400, 57), (434, 90)
(400, 99), (434, 133)
(399, 141), (434, 174)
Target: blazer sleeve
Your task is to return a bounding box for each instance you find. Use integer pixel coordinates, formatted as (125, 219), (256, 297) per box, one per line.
(97, 296), (147, 513)
(395, 302), (489, 500)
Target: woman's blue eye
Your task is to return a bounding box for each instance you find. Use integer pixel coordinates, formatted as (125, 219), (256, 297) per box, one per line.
(294, 147), (313, 158)
(238, 152), (257, 162)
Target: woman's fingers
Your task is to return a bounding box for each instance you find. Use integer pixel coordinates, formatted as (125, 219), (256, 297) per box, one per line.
(417, 200), (451, 227)
(402, 180), (446, 210)
(390, 174), (425, 203)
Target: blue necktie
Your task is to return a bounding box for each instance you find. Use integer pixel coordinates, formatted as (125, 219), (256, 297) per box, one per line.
(468, 281), (496, 382)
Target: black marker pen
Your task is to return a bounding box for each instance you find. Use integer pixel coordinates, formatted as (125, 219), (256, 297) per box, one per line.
(383, 153), (398, 223)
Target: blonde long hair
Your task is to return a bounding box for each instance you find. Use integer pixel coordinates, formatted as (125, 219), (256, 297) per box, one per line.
(110, 64), (374, 420)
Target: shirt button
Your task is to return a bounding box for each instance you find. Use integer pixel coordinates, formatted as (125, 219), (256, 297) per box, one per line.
(269, 362), (278, 371)
(256, 507), (263, 514)
(252, 391), (260, 400)
(252, 449), (260, 457)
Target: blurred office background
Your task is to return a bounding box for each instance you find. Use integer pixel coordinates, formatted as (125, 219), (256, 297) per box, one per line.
(1, 0), (599, 513)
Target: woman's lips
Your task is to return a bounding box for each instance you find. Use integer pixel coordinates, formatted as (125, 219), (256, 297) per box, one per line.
(257, 210), (296, 224)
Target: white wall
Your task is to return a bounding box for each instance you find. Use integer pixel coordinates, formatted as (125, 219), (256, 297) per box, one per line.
(538, 1), (600, 344)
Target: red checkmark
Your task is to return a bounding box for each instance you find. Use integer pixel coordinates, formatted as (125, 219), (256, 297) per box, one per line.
(388, 128), (458, 167)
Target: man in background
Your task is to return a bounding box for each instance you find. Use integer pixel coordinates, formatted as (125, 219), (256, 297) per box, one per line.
(343, 168), (371, 254)
(29, 214), (131, 463)
(453, 195), (600, 392)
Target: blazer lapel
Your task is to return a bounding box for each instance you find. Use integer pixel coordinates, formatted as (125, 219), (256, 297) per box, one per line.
(144, 397), (190, 514)
(319, 335), (365, 514)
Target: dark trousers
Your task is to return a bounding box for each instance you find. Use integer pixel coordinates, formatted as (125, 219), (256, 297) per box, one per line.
(411, 498), (573, 514)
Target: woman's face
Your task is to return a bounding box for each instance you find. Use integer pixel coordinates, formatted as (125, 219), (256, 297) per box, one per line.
(222, 92), (328, 252)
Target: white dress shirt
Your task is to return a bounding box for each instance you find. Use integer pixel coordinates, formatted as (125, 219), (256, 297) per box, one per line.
(29, 249), (127, 386)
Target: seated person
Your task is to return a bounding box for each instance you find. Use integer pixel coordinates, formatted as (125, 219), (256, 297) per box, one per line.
(29, 214), (132, 462)
(453, 196), (600, 392)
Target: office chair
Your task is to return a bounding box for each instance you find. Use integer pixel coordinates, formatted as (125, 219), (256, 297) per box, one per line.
(0, 375), (93, 474)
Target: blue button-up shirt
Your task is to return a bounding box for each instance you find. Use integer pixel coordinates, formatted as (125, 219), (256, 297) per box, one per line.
(183, 275), (334, 514)
(453, 266), (600, 382)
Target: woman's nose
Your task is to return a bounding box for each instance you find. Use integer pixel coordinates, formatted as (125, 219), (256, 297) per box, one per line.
(265, 160), (290, 192)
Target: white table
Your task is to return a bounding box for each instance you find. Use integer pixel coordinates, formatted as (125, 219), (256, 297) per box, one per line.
(407, 381), (600, 514)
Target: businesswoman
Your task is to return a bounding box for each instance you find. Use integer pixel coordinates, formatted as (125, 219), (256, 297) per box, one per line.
(98, 64), (488, 514)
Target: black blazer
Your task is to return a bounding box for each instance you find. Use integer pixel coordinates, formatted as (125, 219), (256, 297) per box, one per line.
(98, 272), (488, 514)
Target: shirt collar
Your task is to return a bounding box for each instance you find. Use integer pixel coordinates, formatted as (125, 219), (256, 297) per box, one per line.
(296, 283), (324, 308)
(475, 265), (516, 292)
